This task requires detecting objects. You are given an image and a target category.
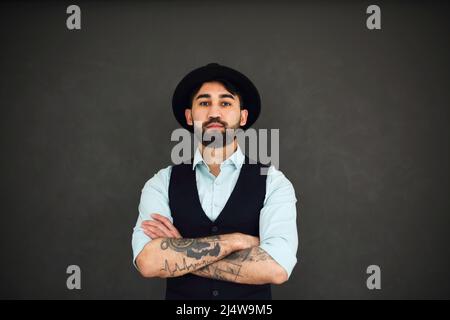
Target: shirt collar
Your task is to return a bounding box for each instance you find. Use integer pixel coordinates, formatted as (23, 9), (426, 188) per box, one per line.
(192, 144), (245, 171)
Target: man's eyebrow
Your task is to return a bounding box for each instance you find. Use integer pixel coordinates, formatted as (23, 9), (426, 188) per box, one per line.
(195, 93), (235, 100)
(195, 94), (211, 100)
(219, 94), (235, 100)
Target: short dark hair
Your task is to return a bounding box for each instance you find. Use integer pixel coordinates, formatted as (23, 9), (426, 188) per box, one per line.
(189, 78), (244, 109)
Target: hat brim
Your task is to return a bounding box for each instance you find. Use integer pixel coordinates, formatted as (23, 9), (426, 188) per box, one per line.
(172, 64), (261, 133)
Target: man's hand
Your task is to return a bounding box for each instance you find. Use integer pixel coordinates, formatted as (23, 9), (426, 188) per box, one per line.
(141, 213), (182, 239)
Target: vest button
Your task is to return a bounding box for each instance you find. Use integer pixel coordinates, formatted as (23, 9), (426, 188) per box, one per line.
(212, 290), (219, 296)
(211, 226), (218, 232)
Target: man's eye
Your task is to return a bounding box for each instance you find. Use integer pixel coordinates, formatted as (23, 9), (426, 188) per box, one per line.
(222, 102), (232, 106)
(199, 101), (209, 106)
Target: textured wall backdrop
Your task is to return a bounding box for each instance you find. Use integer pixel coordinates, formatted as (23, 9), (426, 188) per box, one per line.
(0, 1), (449, 299)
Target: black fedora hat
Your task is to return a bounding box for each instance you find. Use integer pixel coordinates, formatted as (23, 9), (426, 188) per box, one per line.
(172, 63), (261, 132)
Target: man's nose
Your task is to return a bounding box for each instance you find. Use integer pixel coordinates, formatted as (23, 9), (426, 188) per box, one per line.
(207, 103), (221, 118)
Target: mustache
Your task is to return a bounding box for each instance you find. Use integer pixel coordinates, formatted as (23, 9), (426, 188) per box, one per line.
(203, 118), (228, 128)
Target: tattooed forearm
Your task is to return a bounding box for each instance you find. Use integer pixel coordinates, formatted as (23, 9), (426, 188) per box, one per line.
(160, 236), (221, 260)
(136, 232), (258, 278)
(161, 258), (211, 277)
(194, 260), (243, 282)
(225, 247), (270, 263)
(144, 234), (244, 278)
(192, 246), (281, 284)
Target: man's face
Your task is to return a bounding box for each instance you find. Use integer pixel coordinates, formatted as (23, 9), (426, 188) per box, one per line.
(185, 81), (248, 146)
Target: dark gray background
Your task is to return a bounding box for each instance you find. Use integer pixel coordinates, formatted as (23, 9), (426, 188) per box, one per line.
(1, 0), (449, 299)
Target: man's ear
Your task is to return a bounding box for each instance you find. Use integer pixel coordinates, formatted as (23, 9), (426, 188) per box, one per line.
(185, 108), (193, 126)
(240, 109), (249, 127)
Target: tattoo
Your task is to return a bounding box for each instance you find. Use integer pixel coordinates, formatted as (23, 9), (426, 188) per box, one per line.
(224, 248), (252, 262)
(195, 261), (243, 282)
(225, 247), (270, 263)
(160, 236), (221, 260)
(161, 258), (210, 277)
(194, 247), (273, 281)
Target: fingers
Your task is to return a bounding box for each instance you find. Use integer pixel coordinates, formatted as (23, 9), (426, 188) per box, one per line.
(141, 223), (166, 239)
(141, 214), (182, 239)
(151, 214), (182, 238)
(143, 227), (157, 239)
(142, 220), (173, 238)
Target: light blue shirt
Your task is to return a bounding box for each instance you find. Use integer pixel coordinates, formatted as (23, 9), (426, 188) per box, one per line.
(132, 145), (299, 278)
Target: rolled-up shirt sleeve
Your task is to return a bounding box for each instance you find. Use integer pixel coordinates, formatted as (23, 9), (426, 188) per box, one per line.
(259, 166), (299, 279)
(132, 165), (173, 268)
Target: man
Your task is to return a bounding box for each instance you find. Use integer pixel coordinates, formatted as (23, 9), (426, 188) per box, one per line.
(132, 63), (298, 300)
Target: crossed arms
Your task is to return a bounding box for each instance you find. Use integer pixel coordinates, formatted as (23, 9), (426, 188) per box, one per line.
(135, 214), (288, 285)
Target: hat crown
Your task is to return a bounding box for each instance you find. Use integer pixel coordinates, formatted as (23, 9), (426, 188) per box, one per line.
(206, 63), (220, 67)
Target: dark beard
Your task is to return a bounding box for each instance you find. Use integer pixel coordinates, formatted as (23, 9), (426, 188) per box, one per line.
(194, 117), (240, 148)
(200, 128), (237, 148)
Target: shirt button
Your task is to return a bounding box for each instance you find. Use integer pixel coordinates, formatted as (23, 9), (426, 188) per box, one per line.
(211, 226), (218, 232)
(212, 290), (219, 297)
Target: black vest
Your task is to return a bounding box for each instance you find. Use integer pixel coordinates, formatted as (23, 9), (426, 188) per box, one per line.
(166, 157), (272, 300)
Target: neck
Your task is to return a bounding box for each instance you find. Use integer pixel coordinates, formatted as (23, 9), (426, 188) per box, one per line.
(200, 139), (238, 173)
